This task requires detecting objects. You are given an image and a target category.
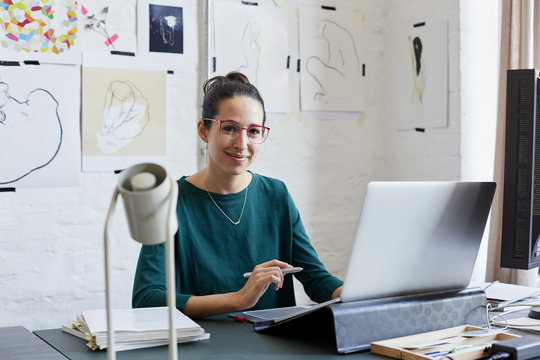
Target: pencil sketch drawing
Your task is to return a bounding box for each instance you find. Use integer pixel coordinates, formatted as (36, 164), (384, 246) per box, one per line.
(409, 35), (425, 104)
(306, 19), (360, 104)
(84, 6), (117, 49)
(237, 22), (261, 84)
(149, 4), (184, 54)
(97, 80), (149, 154)
(0, 82), (62, 184)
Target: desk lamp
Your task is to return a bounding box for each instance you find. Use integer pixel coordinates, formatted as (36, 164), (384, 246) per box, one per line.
(104, 163), (178, 360)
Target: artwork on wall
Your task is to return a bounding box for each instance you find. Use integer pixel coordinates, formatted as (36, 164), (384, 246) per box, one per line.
(212, 2), (289, 113)
(81, 66), (167, 172)
(79, 0), (137, 54)
(148, 3), (183, 54)
(393, 19), (448, 130)
(298, 6), (365, 112)
(0, 0), (81, 64)
(0, 64), (80, 187)
(137, 0), (194, 70)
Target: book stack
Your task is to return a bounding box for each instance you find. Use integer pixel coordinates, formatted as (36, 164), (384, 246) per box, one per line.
(63, 307), (209, 351)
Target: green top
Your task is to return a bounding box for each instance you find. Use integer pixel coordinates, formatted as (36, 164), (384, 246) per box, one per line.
(132, 172), (343, 312)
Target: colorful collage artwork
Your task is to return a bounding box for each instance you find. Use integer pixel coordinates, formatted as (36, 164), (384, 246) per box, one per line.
(0, 0), (80, 63)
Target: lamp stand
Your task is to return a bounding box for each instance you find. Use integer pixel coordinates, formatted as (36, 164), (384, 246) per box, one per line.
(104, 177), (178, 360)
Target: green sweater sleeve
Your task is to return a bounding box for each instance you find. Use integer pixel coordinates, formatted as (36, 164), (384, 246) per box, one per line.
(285, 192), (343, 302)
(132, 241), (192, 311)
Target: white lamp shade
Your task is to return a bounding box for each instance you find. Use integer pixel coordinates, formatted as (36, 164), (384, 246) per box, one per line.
(117, 163), (178, 245)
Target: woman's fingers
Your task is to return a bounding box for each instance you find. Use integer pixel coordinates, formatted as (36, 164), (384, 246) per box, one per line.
(237, 261), (290, 308)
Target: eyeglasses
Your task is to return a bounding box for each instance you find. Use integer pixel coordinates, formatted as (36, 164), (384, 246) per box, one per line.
(203, 118), (270, 144)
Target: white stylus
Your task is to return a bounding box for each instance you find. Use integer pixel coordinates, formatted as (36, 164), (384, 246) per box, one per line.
(242, 267), (303, 278)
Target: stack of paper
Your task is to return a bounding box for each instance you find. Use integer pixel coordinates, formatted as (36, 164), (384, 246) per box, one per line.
(63, 307), (209, 351)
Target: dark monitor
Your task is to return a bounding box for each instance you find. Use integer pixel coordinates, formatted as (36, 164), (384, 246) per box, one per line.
(501, 68), (540, 269)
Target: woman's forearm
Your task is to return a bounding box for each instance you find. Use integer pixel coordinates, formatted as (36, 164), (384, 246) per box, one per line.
(183, 292), (245, 319)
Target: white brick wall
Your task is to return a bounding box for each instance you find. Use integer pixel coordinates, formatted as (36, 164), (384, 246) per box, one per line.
(0, 0), (496, 330)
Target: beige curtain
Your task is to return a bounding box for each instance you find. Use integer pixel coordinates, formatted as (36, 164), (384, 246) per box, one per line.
(486, 0), (540, 286)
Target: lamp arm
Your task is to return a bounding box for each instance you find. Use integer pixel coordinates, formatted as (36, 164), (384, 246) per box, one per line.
(166, 177), (178, 360)
(104, 187), (119, 360)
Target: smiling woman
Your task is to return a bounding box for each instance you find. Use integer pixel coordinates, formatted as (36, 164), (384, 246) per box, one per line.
(132, 72), (343, 319)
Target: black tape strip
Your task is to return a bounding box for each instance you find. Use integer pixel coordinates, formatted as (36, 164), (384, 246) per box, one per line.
(167, 70), (174, 74)
(110, 51), (135, 56)
(0, 61), (20, 66)
(287, 55), (290, 69)
(415, 128), (425, 132)
(24, 60), (40, 65)
(362, 64), (365, 77)
(297, 59), (300, 72)
(0, 187), (16, 192)
(413, 22), (426, 27)
(321, 5), (336, 10)
(241, 1), (258, 5)
(212, 57), (216, 72)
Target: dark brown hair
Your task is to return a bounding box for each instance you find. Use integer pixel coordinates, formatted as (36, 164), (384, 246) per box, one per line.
(202, 71), (266, 128)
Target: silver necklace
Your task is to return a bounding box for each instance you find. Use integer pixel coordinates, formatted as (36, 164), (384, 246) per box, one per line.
(204, 185), (248, 226)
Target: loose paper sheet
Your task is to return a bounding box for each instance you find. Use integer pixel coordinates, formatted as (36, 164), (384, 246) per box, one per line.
(0, 1), (81, 64)
(79, 0), (137, 54)
(82, 64), (167, 172)
(393, 19), (448, 130)
(298, 6), (365, 112)
(213, 2), (289, 113)
(0, 64), (80, 187)
(82, 307), (202, 333)
(137, 0), (195, 70)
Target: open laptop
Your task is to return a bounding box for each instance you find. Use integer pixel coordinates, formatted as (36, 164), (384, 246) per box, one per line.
(239, 181), (496, 323)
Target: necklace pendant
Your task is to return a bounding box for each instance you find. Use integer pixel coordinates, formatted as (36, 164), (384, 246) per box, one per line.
(205, 184), (249, 226)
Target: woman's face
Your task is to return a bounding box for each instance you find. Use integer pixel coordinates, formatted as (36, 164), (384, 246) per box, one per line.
(204, 96), (265, 177)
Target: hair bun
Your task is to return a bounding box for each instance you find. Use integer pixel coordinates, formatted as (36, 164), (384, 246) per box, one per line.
(203, 72), (251, 95)
(224, 71), (250, 85)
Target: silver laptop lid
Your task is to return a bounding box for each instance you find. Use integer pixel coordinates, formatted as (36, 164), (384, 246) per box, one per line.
(340, 181), (496, 303)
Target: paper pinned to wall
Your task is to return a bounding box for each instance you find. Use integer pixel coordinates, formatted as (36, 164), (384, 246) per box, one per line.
(0, 64), (80, 187)
(298, 6), (365, 112)
(0, 1), (81, 64)
(81, 62), (167, 172)
(393, 19), (448, 130)
(212, 2), (289, 113)
(79, 0), (137, 54)
(137, 0), (195, 70)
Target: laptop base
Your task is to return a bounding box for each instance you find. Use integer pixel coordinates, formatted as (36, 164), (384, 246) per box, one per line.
(254, 287), (487, 354)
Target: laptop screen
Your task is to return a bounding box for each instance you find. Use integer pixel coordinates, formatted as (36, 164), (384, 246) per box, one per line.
(340, 181), (496, 303)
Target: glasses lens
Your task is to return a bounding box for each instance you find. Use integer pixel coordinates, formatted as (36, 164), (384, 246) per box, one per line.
(247, 126), (268, 144)
(220, 121), (241, 139)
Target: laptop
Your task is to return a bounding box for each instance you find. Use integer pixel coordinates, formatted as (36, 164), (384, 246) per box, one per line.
(238, 181), (496, 323)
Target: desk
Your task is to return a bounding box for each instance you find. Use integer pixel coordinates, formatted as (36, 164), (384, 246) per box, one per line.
(35, 316), (387, 359)
(0, 326), (66, 360)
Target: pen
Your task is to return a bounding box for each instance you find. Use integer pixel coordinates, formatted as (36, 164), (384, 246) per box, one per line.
(424, 343), (490, 357)
(243, 266), (303, 278)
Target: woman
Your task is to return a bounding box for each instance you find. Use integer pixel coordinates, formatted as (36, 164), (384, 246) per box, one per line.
(132, 72), (343, 318)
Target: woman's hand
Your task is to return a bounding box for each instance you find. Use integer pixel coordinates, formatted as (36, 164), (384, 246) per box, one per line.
(183, 259), (292, 318)
(331, 285), (342, 299)
(234, 259), (292, 310)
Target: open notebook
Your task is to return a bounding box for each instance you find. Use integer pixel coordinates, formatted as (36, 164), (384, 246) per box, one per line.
(236, 181), (496, 324)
